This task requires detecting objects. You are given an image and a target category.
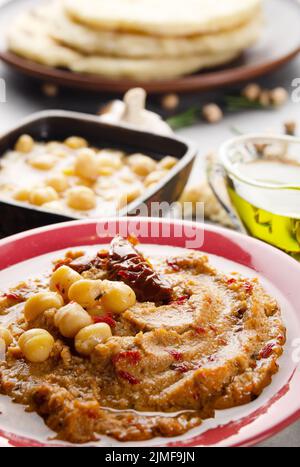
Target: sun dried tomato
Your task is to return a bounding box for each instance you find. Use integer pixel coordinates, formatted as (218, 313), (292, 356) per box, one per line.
(106, 236), (173, 303)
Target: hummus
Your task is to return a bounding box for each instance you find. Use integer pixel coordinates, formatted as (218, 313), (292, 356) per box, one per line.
(0, 237), (285, 443)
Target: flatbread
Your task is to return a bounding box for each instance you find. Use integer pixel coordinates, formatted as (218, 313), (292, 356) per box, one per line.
(35, 3), (262, 58)
(70, 50), (240, 80)
(7, 15), (80, 68)
(7, 13), (240, 80)
(64, 0), (262, 37)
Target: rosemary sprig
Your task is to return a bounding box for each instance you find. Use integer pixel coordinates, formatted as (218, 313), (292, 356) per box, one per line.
(165, 95), (268, 130)
(224, 95), (266, 112)
(166, 107), (200, 130)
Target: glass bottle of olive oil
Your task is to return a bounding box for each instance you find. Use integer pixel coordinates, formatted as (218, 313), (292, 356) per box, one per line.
(227, 160), (300, 260)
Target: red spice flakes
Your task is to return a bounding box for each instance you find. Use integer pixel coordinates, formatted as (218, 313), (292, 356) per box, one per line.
(207, 355), (216, 362)
(171, 362), (192, 373)
(244, 281), (253, 294)
(168, 349), (183, 361)
(53, 257), (72, 271)
(166, 259), (180, 272)
(93, 315), (116, 328)
(117, 370), (140, 385)
(4, 293), (25, 302)
(113, 350), (142, 366)
(260, 342), (275, 359)
(209, 325), (217, 334)
(173, 295), (190, 305)
(194, 326), (206, 335)
(227, 278), (237, 285)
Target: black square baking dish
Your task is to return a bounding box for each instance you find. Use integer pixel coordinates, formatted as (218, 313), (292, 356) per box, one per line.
(0, 110), (196, 236)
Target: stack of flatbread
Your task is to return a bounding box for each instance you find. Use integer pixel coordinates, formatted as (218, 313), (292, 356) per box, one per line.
(7, 0), (263, 81)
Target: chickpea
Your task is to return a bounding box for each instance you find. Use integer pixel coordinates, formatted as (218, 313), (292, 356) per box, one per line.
(158, 156), (178, 170)
(118, 186), (142, 208)
(24, 291), (64, 322)
(53, 148), (68, 158)
(127, 154), (157, 177)
(263, 143), (286, 159)
(29, 187), (59, 206)
(68, 279), (104, 309)
(41, 83), (59, 97)
(144, 170), (167, 187)
(270, 87), (288, 107)
(46, 141), (63, 152)
(64, 136), (88, 150)
(284, 120), (297, 136)
(161, 93), (180, 111)
(63, 166), (75, 177)
(97, 153), (123, 172)
(259, 90), (271, 107)
(0, 326), (13, 347)
(54, 302), (92, 338)
(119, 171), (136, 184)
(242, 83), (261, 102)
(202, 104), (223, 124)
(75, 323), (112, 356)
(74, 148), (98, 181)
(15, 134), (34, 154)
(29, 154), (58, 170)
(50, 265), (82, 301)
(97, 166), (114, 176)
(14, 188), (31, 202)
(180, 186), (201, 204)
(43, 201), (65, 213)
(66, 186), (96, 211)
(19, 329), (54, 363)
(46, 174), (69, 192)
(101, 281), (136, 314)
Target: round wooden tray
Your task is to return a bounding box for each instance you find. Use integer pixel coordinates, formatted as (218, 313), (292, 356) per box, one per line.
(0, 0), (299, 94)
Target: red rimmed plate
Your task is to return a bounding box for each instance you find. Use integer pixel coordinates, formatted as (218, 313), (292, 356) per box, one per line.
(0, 217), (299, 447)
